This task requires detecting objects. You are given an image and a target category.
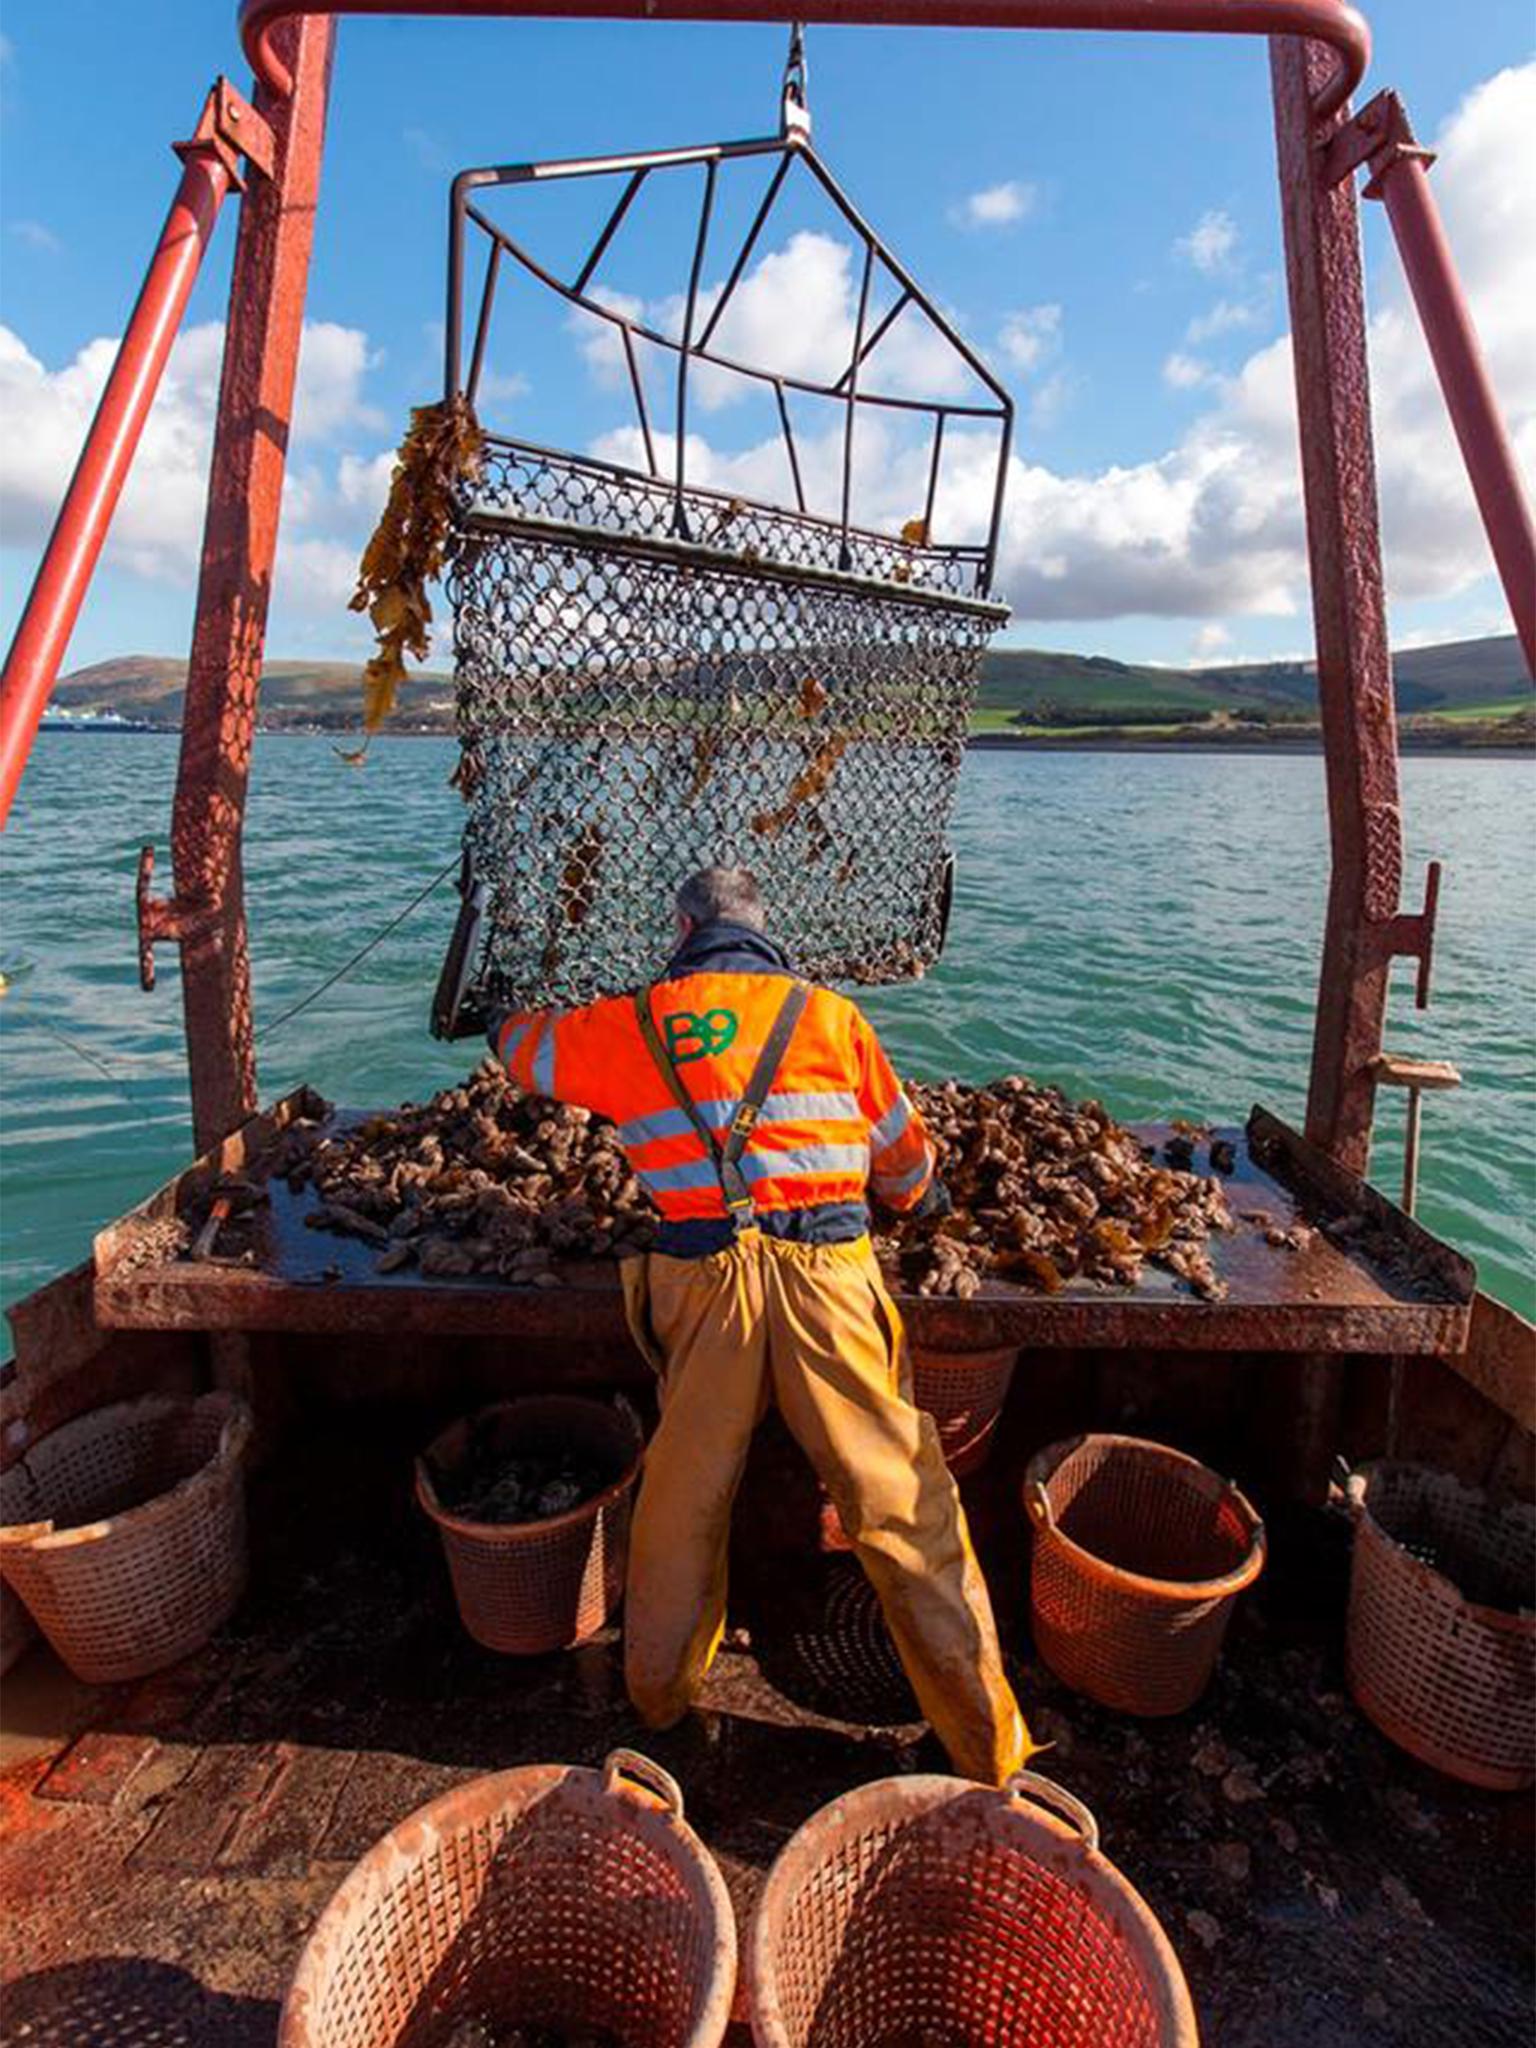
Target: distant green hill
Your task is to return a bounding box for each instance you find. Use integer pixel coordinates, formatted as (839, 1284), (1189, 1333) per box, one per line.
(52, 656), (456, 731)
(977, 634), (1531, 725)
(53, 634), (1531, 737)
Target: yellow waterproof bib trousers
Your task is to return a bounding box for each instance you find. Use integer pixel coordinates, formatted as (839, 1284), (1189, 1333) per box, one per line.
(621, 1229), (1033, 1787)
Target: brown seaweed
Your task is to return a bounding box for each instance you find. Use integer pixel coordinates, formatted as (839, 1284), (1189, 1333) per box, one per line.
(750, 736), (848, 839)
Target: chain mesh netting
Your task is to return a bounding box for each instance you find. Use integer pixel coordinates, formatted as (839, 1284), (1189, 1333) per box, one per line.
(447, 440), (1004, 1012)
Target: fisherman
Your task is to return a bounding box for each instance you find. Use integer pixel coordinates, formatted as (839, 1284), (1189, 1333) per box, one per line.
(490, 864), (1033, 1785)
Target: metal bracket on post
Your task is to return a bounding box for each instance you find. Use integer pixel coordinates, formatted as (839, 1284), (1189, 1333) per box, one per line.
(136, 845), (218, 993)
(174, 78), (278, 191)
(1367, 857), (1457, 1215)
(1383, 858), (1442, 1011)
(1318, 89), (1434, 192)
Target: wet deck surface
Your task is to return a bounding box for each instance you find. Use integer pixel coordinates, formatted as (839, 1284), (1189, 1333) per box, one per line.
(1, 1417), (1530, 2048)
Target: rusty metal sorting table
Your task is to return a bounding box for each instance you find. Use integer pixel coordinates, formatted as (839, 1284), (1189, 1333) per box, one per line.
(90, 1094), (1475, 1357)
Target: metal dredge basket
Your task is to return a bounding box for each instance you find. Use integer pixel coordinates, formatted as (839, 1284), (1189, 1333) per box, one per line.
(0, 1392), (251, 1684)
(1025, 1434), (1265, 1717)
(911, 1343), (1019, 1476)
(748, 1770), (1197, 2048)
(416, 1396), (643, 1654)
(433, 111), (1012, 1032)
(1341, 1460), (1535, 1790)
(280, 1749), (737, 2048)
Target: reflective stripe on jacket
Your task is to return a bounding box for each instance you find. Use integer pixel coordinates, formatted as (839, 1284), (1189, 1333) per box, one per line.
(490, 951), (935, 1242)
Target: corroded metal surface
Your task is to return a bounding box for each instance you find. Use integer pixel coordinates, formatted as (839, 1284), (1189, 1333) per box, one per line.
(167, 15), (335, 1152)
(1270, 32), (1401, 1176)
(91, 1107), (1473, 1356)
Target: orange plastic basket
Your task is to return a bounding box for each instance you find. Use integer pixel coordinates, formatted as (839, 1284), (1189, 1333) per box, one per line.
(280, 1749), (737, 2048)
(416, 1395), (643, 1654)
(0, 1392), (251, 1684)
(910, 1345), (1018, 1476)
(1342, 1460), (1535, 1790)
(748, 1769), (1197, 2048)
(1025, 1434), (1264, 1717)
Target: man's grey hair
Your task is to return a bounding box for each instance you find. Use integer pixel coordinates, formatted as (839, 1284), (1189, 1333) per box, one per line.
(676, 865), (766, 932)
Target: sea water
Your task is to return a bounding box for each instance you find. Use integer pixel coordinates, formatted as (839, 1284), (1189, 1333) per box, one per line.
(1, 733), (1531, 1321)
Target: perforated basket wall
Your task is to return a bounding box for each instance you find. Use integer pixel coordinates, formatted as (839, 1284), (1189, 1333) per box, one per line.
(910, 1344), (1019, 1477)
(1025, 1434), (1265, 1718)
(417, 1396), (643, 1654)
(0, 1392), (250, 1685)
(748, 1773), (1197, 2048)
(1344, 1461), (1535, 1790)
(448, 443), (1002, 1011)
(280, 1756), (737, 2048)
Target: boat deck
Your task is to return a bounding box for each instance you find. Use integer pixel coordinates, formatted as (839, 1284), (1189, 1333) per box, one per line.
(1, 1408), (1529, 2048)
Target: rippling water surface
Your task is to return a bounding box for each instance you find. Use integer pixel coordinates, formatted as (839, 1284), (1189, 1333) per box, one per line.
(2, 733), (1531, 1320)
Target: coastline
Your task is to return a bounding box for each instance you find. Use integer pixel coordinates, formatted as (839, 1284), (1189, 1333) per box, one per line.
(966, 733), (1535, 758)
(37, 725), (1535, 759)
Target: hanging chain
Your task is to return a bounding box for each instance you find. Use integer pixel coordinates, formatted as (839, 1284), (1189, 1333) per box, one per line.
(781, 22), (811, 142)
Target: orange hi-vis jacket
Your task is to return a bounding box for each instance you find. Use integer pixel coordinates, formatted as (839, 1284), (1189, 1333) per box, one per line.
(491, 927), (936, 1256)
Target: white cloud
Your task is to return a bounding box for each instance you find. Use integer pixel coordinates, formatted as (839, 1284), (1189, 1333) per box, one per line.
(569, 287), (646, 389)
(998, 304), (1062, 375)
(1186, 297), (1261, 345)
(952, 181), (1038, 230)
(611, 64), (1534, 630)
(6, 65), (1528, 660)
(1192, 622), (1234, 659)
(575, 232), (979, 413)
(9, 219), (59, 253)
(476, 368), (530, 404)
(1177, 209), (1239, 275)
(1162, 352), (1213, 391)
(0, 318), (394, 612)
(292, 322), (386, 440)
(1028, 370), (1074, 434)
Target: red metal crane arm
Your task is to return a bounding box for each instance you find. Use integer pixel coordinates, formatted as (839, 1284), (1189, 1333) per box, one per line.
(238, 0), (1370, 115)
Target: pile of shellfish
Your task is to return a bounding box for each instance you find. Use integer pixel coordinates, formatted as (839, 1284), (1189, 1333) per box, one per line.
(879, 1078), (1234, 1300)
(273, 1058), (656, 1284)
(271, 1062), (1233, 1298)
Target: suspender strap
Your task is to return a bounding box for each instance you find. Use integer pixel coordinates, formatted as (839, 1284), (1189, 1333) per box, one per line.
(632, 979), (811, 1232)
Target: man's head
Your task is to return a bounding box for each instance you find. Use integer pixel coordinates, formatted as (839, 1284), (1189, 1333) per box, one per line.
(675, 865), (766, 941)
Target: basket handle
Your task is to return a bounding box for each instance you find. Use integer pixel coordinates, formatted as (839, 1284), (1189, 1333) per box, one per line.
(1025, 1479), (1054, 1531)
(1329, 1454), (1367, 1517)
(602, 1748), (685, 1819)
(613, 1392), (645, 1445)
(1005, 1770), (1100, 1853)
(216, 1401), (255, 1469)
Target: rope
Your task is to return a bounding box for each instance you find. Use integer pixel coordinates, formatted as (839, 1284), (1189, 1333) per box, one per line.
(263, 853), (461, 1038)
(0, 985), (159, 1124)
(0, 858), (460, 1123)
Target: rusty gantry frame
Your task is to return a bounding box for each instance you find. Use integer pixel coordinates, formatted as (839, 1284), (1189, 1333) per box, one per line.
(1, 0), (1532, 1173)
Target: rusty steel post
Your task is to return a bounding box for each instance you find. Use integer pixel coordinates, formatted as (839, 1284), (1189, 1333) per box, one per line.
(0, 147), (236, 828)
(1271, 33), (1400, 1177)
(169, 15), (336, 1150)
(1369, 147), (1536, 677)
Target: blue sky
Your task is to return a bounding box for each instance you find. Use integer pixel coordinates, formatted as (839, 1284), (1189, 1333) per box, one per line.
(1, 2), (1531, 675)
